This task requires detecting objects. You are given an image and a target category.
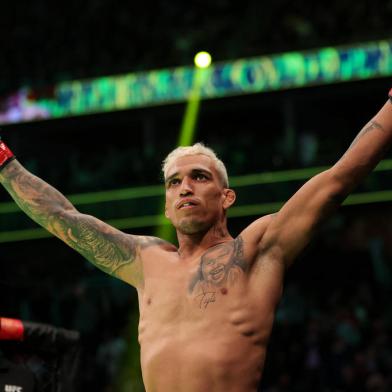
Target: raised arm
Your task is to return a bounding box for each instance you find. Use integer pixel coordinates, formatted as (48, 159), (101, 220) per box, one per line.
(0, 146), (165, 287)
(259, 95), (392, 266)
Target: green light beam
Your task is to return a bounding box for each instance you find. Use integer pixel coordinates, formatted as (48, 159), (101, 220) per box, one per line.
(177, 68), (207, 146)
(116, 66), (209, 392)
(155, 68), (208, 241)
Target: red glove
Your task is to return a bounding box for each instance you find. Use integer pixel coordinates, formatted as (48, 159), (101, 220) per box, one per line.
(0, 137), (16, 171)
(0, 317), (25, 341)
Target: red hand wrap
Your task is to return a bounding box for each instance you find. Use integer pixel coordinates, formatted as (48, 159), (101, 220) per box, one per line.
(0, 317), (25, 341)
(0, 139), (15, 169)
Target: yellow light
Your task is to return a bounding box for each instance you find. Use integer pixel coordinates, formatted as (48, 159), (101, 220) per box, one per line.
(194, 51), (212, 68)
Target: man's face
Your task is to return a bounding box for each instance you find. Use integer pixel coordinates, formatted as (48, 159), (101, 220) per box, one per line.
(165, 154), (231, 234)
(200, 243), (234, 285)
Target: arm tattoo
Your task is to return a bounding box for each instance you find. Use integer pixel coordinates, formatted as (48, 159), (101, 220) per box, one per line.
(50, 214), (137, 275)
(1, 162), (139, 277)
(1, 163), (75, 226)
(188, 236), (247, 308)
(347, 120), (386, 152)
(337, 119), (390, 183)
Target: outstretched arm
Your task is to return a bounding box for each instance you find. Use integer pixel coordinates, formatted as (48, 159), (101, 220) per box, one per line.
(0, 156), (164, 287)
(259, 95), (392, 266)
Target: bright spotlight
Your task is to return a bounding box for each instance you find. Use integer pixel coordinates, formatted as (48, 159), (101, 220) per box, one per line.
(194, 51), (212, 68)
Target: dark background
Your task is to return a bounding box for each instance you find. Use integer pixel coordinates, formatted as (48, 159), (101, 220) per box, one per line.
(1, 1), (392, 391)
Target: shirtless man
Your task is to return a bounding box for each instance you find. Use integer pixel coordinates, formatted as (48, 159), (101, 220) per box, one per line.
(1, 92), (392, 391)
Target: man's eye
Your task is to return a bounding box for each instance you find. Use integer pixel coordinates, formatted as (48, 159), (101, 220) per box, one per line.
(169, 179), (180, 186)
(195, 174), (207, 181)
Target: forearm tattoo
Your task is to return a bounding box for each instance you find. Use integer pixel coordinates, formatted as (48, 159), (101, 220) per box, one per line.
(337, 119), (390, 184)
(347, 120), (386, 152)
(1, 163), (140, 277)
(51, 214), (136, 275)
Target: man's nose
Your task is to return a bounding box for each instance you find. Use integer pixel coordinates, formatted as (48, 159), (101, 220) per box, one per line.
(179, 177), (193, 196)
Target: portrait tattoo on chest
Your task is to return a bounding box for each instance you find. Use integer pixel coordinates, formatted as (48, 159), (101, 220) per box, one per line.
(188, 236), (247, 309)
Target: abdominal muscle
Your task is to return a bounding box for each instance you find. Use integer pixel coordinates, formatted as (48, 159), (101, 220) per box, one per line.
(140, 329), (266, 392)
(138, 283), (274, 392)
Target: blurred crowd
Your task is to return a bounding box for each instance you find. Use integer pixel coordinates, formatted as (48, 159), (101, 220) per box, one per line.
(263, 282), (392, 391)
(260, 207), (392, 391)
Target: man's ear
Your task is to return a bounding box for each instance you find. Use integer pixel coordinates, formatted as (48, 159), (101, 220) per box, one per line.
(222, 189), (236, 210)
(165, 204), (171, 219)
(164, 198), (170, 219)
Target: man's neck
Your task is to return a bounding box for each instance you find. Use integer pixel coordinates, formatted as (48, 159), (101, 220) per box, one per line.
(176, 223), (233, 260)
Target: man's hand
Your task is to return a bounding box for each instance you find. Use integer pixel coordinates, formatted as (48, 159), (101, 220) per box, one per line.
(0, 137), (16, 171)
(0, 317), (24, 341)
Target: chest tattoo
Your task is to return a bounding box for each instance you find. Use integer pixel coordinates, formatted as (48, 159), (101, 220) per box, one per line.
(188, 236), (247, 308)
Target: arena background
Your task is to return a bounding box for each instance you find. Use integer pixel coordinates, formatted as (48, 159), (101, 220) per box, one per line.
(1, 1), (392, 391)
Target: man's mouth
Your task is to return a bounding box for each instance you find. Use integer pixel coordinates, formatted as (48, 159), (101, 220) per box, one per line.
(177, 200), (198, 209)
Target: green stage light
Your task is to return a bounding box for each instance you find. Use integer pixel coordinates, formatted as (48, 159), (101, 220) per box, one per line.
(194, 51), (212, 68)
(156, 64), (209, 241)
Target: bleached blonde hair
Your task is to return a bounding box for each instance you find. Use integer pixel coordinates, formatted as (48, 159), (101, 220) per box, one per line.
(162, 143), (229, 187)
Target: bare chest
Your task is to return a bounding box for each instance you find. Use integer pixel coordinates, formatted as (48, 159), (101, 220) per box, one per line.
(138, 236), (285, 348)
(137, 237), (284, 392)
(138, 258), (271, 354)
(138, 264), (264, 358)
(140, 264), (247, 319)
(140, 238), (251, 322)
(138, 254), (273, 391)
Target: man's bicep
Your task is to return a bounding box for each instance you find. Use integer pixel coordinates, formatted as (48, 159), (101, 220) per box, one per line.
(262, 169), (343, 265)
(47, 210), (143, 284)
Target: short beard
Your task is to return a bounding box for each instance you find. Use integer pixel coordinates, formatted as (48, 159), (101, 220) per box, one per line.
(176, 218), (210, 235)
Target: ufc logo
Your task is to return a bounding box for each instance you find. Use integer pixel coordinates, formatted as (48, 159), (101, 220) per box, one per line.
(5, 386), (22, 392)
